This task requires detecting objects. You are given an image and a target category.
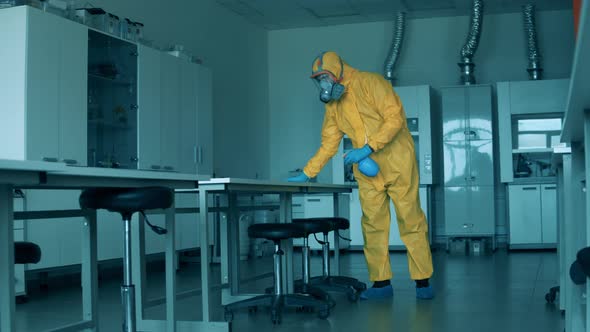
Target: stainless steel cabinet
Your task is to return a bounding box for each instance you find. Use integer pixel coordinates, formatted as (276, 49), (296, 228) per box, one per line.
(442, 85), (494, 239)
(444, 186), (495, 235)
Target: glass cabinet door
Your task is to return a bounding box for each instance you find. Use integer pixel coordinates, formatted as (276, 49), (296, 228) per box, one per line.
(87, 30), (138, 168)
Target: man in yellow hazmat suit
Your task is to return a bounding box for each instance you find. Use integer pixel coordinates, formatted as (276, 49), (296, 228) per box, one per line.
(288, 51), (434, 300)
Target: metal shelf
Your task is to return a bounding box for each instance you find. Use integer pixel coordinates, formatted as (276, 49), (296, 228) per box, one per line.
(88, 73), (132, 86)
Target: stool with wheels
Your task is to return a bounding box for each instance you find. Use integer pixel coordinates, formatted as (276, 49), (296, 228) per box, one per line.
(79, 187), (173, 332)
(306, 217), (366, 298)
(224, 223), (331, 325)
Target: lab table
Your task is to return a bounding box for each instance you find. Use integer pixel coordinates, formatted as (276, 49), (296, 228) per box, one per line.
(0, 159), (209, 332)
(197, 178), (352, 322)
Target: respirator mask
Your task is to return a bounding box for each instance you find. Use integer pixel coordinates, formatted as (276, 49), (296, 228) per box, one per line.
(314, 74), (345, 103)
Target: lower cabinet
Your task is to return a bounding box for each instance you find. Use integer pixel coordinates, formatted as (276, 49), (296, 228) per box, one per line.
(508, 183), (557, 248)
(292, 194), (350, 250)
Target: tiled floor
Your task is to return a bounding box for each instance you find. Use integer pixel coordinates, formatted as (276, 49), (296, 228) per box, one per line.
(14, 250), (564, 331)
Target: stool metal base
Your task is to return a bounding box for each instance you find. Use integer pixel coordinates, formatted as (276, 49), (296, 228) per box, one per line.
(311, 276), (367, 292)
(309, 276), (360, 302)
(224, 294), (330, 325)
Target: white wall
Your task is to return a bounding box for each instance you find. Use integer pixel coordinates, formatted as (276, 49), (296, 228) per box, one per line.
(269, 10), (574, 181)
(268, 10), (574, 242)
(87, 0), (270, 179)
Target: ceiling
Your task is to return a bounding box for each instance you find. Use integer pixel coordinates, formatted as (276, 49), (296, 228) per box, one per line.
(214, 0), (572, 30)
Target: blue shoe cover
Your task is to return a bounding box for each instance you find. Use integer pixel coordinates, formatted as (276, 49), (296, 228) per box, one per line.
(360, 285), (393, 300)
(416, 285), (434, 299)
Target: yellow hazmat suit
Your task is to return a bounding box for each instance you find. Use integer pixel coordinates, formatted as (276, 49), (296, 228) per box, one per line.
(303, 52), (433, 282)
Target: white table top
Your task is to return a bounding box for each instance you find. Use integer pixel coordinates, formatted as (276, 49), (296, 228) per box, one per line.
(0, 159), (68, 172)
(198, 177), (352, 193)
(200, 177), (348, 187)
(0, 159), (209, 188)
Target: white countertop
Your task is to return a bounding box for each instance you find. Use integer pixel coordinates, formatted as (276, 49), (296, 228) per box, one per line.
(0, 159), (68, 172)
(0, 159), (209, 182)
(199, 177), (352, 189)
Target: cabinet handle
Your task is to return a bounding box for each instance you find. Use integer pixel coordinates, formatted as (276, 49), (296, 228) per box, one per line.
(163, 166), (174, 171)
(42, 157), (59, 162)
(307, 198), (321, 202)
(151, 165), (162, 170)
(544, 186), (556, 190)
(292, 204), (303, 207)
(62, 159), (78, 165)
(462, 223), (474, 229)
(193, 146), (198, 164)
(522, 187), (537, 191)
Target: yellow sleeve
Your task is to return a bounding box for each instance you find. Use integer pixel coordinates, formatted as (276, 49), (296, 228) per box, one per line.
(364, 74), (405, 151)
(303, 108), (343, 178)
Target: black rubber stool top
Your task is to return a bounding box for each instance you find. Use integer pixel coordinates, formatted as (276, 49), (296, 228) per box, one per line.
(79, 187), (174, 215)
(293, 219), (334, 235)
(15, 241), (41, 264)
(300, 217), (350, 231)
(248, 223), (306, 241)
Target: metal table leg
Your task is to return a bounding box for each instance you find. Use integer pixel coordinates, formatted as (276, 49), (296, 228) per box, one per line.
(81, 210), (98, 331)
(165, 206), (177, 332)
(0, 184), (15, 332)
(279, 192), (294, 293)
(333, 193), (340, 276)
(199, 190), (212, 322)
(132, 213), (147, 327)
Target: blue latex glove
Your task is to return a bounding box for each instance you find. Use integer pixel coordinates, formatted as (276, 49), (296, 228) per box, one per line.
(344, 144), (373, 165)
(287, 172), (309, 183)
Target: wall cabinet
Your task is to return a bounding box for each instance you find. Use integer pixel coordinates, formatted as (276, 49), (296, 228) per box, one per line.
(0, 6), (87, 165)
(508, 184), (557, 248)
(137, 48), (214, 175)
(0, 8), (214, 280)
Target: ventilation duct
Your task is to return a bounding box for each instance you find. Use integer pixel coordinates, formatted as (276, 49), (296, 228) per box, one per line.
(458, 0), (484, 85)
(523, 3), (543, 80)
(384, 12), (406, 84)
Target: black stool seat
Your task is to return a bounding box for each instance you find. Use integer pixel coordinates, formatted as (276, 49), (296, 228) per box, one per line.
(248, 223), (306, 241)
(14, 241), (41, 264)
(79, 187), (173, 214)
(293, 219), (333, 235)
(301, 217), (350, 231)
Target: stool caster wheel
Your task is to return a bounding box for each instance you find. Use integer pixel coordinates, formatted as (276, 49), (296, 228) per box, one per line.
(297, 306), (313, 313)
(327, 297), (337, 309)
(224, 309), (234, 322)
(355, 282), (367, 291)
(248, 306), (258, 313)
(546, 292), (556, 304)
(15, 295), (28, 304)
(318, 308), (330, 320)
(347, 291), (359, 302)
(271, 310), (281, 325)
